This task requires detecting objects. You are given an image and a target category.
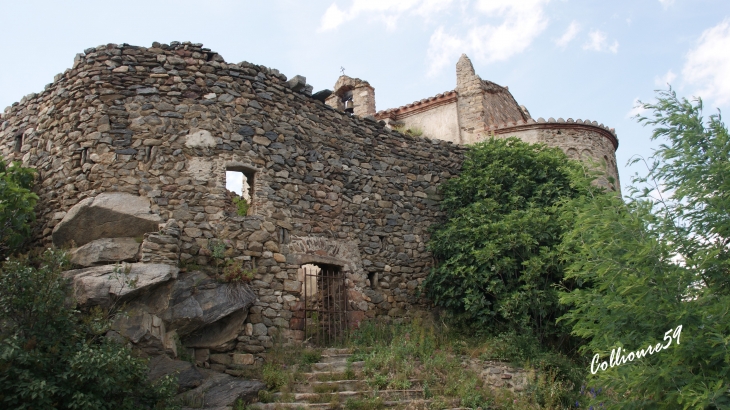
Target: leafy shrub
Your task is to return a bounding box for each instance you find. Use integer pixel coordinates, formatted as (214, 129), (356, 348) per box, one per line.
(0, 157), (37, 259)
(0, 250), (177, 409)
(423, 137), (602, 347)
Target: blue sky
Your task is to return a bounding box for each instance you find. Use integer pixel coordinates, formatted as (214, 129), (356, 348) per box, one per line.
(1, 0), (729, 191)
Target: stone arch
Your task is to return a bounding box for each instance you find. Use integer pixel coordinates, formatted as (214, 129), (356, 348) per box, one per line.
(566, 148), (579, 159)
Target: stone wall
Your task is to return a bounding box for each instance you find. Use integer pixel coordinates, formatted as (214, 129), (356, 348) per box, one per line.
(0, 42), (465, 361)
(486, 120), (620, 190)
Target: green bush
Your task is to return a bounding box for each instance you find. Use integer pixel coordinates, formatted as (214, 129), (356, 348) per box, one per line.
(0, 157), (37, 259)
(422, 137), (603, 347)
(232, 196), (249, 216)
(560, 89), (730, 408)
(0, 250), (177, 409)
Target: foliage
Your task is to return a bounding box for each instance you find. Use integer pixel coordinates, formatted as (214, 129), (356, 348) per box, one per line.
(423, 137), (602, 346)
(219, 259), (254, 283)
(0, 157), (37, 259)
(559, 89), (730, 408)
(262, 363), (288, 390)
(391, 124), (424, 137)
(0, 250), (177, 410)
(232, 196), (250, 216)
(348, 318), (582, 409)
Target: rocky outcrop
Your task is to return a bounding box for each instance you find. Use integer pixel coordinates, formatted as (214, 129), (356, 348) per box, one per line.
(69, 237), (141, 266)
(158, 271), (256, 336)
(177, 370), (265, 409)
(63, 263), (178, 307)
(183, 308), (249, 350)
(112, 310), (177, 357)
(148, 355), (206, 392)
(52, 192), (162, 247)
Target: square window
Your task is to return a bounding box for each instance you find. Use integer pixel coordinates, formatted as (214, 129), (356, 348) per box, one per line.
(226, 167), (255, 216)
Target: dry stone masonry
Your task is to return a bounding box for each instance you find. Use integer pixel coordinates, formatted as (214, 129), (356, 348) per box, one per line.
(0, 41), (619, 404)
(0, 40), (465, 373)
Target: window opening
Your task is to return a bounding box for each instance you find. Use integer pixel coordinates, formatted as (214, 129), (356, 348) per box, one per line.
(225, 167), (255, 216)
(368, 272), (379, 288)
(13, 133), (23, 153)
(300, 263), (348, 346)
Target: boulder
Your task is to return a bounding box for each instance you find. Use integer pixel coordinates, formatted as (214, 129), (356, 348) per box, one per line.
(52, 192), (162, 247)
(113, 310), (177, 357)
(183, 308), (248, 349)
(176, 370), (265, 408)
(160, 272), (257, 336)
(69, 237), (141, 267)
(64, 263), (178, 307)
(148, 355), (205, 392)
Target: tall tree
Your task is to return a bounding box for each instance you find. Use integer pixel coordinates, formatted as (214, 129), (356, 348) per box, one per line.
(560, 89), (730, 409)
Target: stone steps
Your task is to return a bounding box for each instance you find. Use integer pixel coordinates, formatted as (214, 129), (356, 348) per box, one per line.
(292, 379), (424, 393)
(318, 353), (352, 364)
(311, 360), (364, 373)
(249, 350), (461, 410)
(250, 398), (458, 409)
(272, 388), (429, 402)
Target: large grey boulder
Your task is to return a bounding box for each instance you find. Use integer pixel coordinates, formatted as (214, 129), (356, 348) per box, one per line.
(52, 192), (162, 247)
(159, 271), (256, 336)
(177, 370), (265, 408)
(148, 355), (205, 392)
(183, 308), (249, 350)
(70, 237), (141, 267)
(113, 310), (177, 357)
(63, 263), (178, 307)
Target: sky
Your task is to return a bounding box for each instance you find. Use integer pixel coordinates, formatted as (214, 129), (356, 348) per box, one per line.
(1, 0), (729, 193)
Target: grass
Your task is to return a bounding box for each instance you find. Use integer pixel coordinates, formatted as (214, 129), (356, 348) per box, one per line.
(391, 124), (424, 137)
(242, 317), (586, 409)
(344, 317), (585, 409)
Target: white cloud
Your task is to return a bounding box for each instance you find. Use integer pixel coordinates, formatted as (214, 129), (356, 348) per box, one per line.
(555, 21), (580, 48)
(658, 0), (674, 9)
(654, 70), (676, 87)
(627, 98), (648, 118)
(318, 0), (453, 32)
(318, 1), (550, 76)
(426, 0), (550, 76)
(320, 4), (348, 31)
(583, 30), (619, 53)
(682, 18), (730, 106)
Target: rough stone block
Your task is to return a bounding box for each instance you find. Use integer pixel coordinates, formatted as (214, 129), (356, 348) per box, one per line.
(232, 353), (255, 365)
(70, 237), (141, 267)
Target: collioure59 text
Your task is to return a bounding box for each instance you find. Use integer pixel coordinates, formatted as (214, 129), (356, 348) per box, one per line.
(590, 325), (682, 374)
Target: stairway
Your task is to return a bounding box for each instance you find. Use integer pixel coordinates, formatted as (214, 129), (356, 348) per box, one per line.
(250, 348), (462, 409)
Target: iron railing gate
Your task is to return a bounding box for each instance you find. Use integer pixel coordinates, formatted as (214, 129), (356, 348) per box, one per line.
(303, 264), (348, 346)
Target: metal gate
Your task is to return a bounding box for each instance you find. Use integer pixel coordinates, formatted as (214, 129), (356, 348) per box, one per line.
(303, 264), (349, 346)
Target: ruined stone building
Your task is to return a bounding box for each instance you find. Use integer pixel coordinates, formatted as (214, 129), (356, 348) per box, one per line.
(0, 42), (618, 378)
(328, 54), (619, 188)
